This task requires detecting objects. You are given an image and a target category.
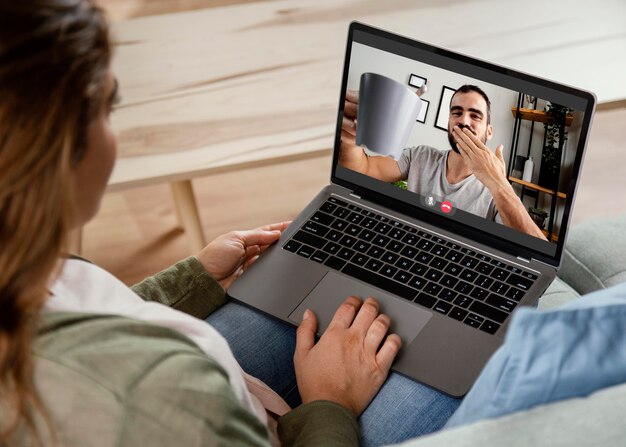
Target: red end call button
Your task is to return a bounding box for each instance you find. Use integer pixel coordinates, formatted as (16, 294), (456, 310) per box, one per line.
(440, 201), (453, 214)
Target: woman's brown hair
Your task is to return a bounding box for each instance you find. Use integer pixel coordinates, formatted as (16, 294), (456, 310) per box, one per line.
(0, 0), (111, 443)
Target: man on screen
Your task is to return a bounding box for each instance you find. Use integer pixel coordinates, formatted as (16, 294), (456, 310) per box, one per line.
(339, 84), (545, 239)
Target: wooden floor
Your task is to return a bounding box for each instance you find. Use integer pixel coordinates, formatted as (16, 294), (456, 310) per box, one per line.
(90, 1), (626, 285)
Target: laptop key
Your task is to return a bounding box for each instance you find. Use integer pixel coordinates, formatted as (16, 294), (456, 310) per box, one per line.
(320, 201), (337, 214)
(362, 217), (377, 229)
(433, 300), (452, 315)
(429, 257), (448, 270)
(323, 241), (340, 255)
(381, 252), (400, 265)
(352, 254), (369, 267)
(293, 230), (326, 249)
(424, 282), (442, 296)
(311, 211), (334, 226)
(359, 229), (375, 241)
(401, 246), (419, 258)
(475, 275), (494, 289)
(476, 262), (494, 275)
(425, 269), (443, 282)
(393, 271), (412, 284)
(490, 280), (509, 296)
(409, 264), (428, 277)
(460, 269), (479, 283)
(326, 229), (342, 242)
(416, 239), (433, 251)
(431, 245), (449, 257)
(346, 224), (361, 237)
(464, 317), (481, 328)
(353, 241), (371, 253)
(416, 252), (433, 264)
(330, 219), (348, 231)
(408, 276), (426, 290)
(402, 233), (419, 245)
(367, 246), (385, 259)
(454, 280), (474, 294)
(324, 256), (346, 271)
(486, 295), (517, 313)
(283, 240), (301, 253)
(469, 287), (489, 301)
(469, 301), (507, 323)
(339, 235), (357, 248)
(522, 271), (538, 280)
(328, 197), (348, 207)
(386, 240), (405, 253)
(296, 245), (314, 258)
(506, 274), (534, 291)
(454, 295), (472, 308)
(396, 257), (414, 271)
(449, 307), (468, 321)
(491, 267), (509, 281)
(414, 293), (437, 308)
(342, 264), (418, 301)
(380, 264), (398, 278)
(445, 250), (463, 263)
(506, 287), (525, 301)
(441, 274), (459, 288)
(389, 228), (406, 241)
(311, 251), (329, 263)
(347, 212), (364, 225)
(438, 288), (458, 302)
(337, 247), (355, 261)
(444, 263), (462, 276)
(374, 222), (392, 235)
(303, 221), (330, 237)
(332, 207), (350, 219)
(365, 259), (383, 272)
(461, 256), (479, 269)
(373, 235), (391, 247)
(480, 320), (501, 334)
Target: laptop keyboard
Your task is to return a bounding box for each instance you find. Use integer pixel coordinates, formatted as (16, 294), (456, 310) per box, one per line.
(283, 196), (538, 335)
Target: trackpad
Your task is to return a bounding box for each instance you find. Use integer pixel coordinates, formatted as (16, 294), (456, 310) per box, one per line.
(288, 271), (432, 346)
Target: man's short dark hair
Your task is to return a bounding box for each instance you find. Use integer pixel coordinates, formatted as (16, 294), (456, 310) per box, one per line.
(452, 85), (491, 124)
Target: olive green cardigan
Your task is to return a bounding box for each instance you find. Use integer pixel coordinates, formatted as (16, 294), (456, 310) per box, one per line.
(13, 257), (359, 446)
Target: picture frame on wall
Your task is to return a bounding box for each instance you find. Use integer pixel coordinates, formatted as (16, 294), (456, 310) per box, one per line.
(408, 74), (427, 89)
(434, 86), (456, 131)
(416, 99), (429, 123)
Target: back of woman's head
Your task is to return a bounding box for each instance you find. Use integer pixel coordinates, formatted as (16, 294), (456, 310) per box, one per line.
(0, 0), (110, 443)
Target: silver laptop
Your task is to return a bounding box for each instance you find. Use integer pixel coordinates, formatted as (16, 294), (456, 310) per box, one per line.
(228, 22), (596, 397)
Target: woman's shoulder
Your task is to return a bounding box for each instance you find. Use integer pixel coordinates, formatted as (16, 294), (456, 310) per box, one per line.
(29, 312), (269, 446)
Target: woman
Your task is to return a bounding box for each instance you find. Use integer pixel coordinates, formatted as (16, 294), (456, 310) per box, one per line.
(0, 1), (437, 445)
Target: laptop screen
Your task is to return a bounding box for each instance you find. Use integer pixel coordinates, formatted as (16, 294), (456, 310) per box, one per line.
(331, 22), (595, 266)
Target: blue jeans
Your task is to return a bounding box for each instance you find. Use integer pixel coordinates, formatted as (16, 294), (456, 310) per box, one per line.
(207, 302), (461, 446)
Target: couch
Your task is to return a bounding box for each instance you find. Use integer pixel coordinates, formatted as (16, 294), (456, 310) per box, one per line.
(396, 213), (626, 447)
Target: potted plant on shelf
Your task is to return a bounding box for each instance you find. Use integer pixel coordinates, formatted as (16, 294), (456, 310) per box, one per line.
(538, 102), (573, 190)
(528, 207), (548, 230)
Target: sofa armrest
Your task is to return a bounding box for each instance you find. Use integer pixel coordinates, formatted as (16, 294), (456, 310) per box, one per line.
(391, 381), (626, 447)
(558, 213), (626, 295)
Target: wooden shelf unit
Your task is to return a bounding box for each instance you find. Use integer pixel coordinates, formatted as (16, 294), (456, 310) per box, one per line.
(508, 176), (567, 199)
(509, 176), (566, 242)
(511, 107), (573, 126)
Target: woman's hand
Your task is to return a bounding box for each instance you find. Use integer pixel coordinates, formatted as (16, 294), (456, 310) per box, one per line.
(294, 296), (402, 418)
(196, 221), (291, 289)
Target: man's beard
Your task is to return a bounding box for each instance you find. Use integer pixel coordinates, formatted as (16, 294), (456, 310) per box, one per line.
(448, 124), (485, 153)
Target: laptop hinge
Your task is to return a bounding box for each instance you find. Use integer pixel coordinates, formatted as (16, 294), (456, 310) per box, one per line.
(516, 256), (531, 264)
(349, 193), (361, 199)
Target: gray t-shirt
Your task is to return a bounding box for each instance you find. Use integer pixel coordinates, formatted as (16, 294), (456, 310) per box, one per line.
(396, 145), (499, 221)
